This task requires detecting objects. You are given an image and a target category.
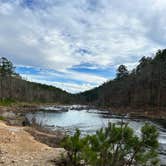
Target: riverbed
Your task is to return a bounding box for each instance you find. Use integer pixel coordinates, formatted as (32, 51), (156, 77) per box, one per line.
(26, 105), (166, 165)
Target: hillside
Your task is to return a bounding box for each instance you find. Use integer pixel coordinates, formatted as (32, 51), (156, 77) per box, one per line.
(1, 49), (166, 109)
(76, 49), (166, 109)
(0, 57), (72, 104)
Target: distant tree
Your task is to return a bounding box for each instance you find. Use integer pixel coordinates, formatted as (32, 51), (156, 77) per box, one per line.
(77, 48), (166, 108)
(0, 57), (71, 103)
(0, 57), (16, 77)
(116, 65), (129, 80)
(154, 49), (166, 62)
(136, 56), (152, 74)
(152, 49), (166, 108)
(0, 57), (18, 100)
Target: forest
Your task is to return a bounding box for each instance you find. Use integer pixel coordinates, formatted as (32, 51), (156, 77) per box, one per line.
(1, 49), (166, 109)
(0, 57), (71, 104)
(76, 49), (166, 109)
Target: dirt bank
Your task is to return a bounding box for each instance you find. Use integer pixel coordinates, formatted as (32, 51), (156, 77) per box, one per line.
(109, 107), (166, 119)
(0, 121), (64, 166)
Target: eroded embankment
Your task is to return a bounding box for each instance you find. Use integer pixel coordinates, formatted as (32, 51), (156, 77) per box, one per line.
(0, 121), (64, 166)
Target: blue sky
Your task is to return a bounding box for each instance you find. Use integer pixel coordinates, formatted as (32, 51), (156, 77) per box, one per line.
(0, 0), (166, 93)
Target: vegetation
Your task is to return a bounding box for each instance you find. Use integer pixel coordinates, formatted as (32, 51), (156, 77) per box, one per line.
(1, 49), (166, 108)
(0, 57), (72, 104)
(0, 98), (16, 106)
(61, 122), (159, 166)
(0, 116), (5, 121)
(77, 49), (166, 109)
(0, 57), (18, 77)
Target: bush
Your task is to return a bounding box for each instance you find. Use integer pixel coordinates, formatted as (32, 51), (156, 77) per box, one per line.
(61, 122), (159, 166)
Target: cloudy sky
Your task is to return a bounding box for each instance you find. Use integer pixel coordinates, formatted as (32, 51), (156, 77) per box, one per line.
(0, 0), (165, 93)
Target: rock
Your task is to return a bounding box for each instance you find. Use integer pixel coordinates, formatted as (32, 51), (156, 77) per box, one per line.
(29, 156), (34, 160)
(22, 117), (31, 126)
(2, 111), (16, 119)
(0, 161), (5, 164)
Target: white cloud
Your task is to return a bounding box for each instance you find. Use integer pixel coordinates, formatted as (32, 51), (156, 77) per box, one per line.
(20, 73), (97, 93)
(0, 0), (166, 92)
(0, 2), (13, 15)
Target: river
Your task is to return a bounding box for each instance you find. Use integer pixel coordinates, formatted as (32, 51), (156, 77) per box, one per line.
(26, 105), (166, 165)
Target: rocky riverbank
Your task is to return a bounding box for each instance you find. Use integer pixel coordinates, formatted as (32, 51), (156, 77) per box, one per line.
(0, 104), (166, 166)
(0, 121), (64, 166)
(96, 106), (166, 119)
(0, 105), (66, 166)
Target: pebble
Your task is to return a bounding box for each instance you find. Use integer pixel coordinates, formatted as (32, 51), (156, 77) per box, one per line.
(29, 156), (33, 160)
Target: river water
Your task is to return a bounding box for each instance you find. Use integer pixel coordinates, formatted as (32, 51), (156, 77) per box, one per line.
(26, 105), (166, 165)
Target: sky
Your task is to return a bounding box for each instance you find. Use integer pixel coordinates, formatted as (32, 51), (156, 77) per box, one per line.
(0, 0), (166, 93)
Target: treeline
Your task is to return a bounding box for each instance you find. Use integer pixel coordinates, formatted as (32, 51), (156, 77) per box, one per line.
(1, 48), (166, 107)
(0, 57), (71, 103)
(76, 49), (166, 109)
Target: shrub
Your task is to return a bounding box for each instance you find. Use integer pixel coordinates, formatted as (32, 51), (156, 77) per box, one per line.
(61, 122), (159, 166)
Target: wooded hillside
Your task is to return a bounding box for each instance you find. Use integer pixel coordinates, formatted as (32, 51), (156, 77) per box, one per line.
(0, 57), (71, 103)
(1, 49), (166, 108)
(76, 49), (166, 109)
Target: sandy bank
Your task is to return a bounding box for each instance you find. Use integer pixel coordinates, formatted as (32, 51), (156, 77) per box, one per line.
(0, 121), (64, 166)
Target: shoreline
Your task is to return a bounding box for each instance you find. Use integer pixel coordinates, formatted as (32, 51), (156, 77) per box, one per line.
(0, 104), (165, 165)
(0, 120), (64, 165)
(1, 104), (166, 124)
(93, 105), (166, 119)
(0, 104), (66, 148)
(0, 104), (166, 145)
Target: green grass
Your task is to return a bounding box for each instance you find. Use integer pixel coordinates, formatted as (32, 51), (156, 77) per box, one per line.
(0, 116), (5, 121)
(0, 99), (59, 107)
(0, 98), (16, 106)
